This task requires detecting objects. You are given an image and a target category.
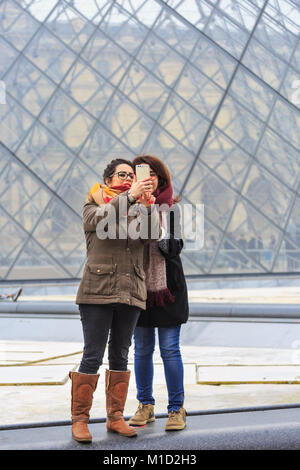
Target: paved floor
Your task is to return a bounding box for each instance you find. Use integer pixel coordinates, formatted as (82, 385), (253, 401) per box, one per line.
(1, 283), (300, 451)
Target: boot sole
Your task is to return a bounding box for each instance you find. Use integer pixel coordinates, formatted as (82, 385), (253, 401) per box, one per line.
(72, 435), (92, 443)
(107, 428), (137, 437)
(128, 417), (155, 426)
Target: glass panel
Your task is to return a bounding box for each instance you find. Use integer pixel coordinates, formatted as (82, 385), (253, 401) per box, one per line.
(0, 157), (51, 232)
(64, 0), (111, 24)
(199, 127), (250, 191)
(265, 0), (300, 36)
(79, 124), (135, 174)
(273, 236), (300, 273)
(184, 159), (238, 230)
(56, 159), (100, 215)
(152, 7), (200, 57)
(242, 38), (287, 90)
(99, 3), (148, 55)
(136, 33), (186, 87)
(167, 0), (213, 31)
(140, 126), (195, 189)
(226, 197), (283, 271)
(6, 237), (72, 280)
(242, 163), (294, 229)
(99, 91), (153, 153)
(212, 238), (264, 274)
(256, 128), (300, 192)
(61, 59), (114, 119)
(118, 0), (162, 28)
(0, 37), (19, 78)
(280, 66), (300, 110)
(81, 28), (132, 86)
(14, 0), (58, 22)
(269, 97), (300, 151)
(0, 94), (34, 151)
(45, 2), (96, 53)
(215, 95), (264, 154)
(39, 89), (96, 151)
(255, 10), (299, 63)
(118, 61), (169, 120)
(175, 62), (224, 120)
(17, 122), (75, 191)
(217, 0), (260, 31)
(0, 206), (28, 279)
(4, 55), (56, 116)
(159, 93), (210, 154)
(0, 0), (40, 51)
(189, 36), (236, 89)
(229, 66), (276, 121)
(285, 196), (300, 250)
(24, 26), (77, 83)
(32, 199), (86, 277)
(205, 9), (250, 59)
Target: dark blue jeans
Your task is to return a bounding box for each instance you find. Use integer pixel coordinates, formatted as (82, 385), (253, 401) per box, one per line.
(133, 326), (184, 413)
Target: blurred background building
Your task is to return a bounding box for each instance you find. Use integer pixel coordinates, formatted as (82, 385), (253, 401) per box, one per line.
(0, 0), (300, 282)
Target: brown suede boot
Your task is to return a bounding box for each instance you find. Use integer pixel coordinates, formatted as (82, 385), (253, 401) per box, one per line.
(105, 369), (137, 437)
(69, 371), (99, 443)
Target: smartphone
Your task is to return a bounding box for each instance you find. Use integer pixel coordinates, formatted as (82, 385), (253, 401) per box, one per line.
(135, 164), (150, 181)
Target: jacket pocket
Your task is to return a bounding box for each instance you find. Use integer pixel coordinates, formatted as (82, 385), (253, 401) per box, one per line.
(132, 264), (147, 301)
(83, 262), (116, 296)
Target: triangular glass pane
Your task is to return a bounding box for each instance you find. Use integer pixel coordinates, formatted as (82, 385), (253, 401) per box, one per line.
(24, 26), (77, 83)
(152, 6), (200, 57)
(39, 88), (96, 151)
(99, 92), (153, 153)
(190, 36), (236, 89)
(0, 207), (29, 279)
(215, 95), (264, 154)
(17, 122), (75, 192)
(199, 127), (250, 191)
(61, 59), (114, 119)
(0, 37), (19, 78)
(0, 158), (51, 232)
(56, 159), (102, 215)
(256, 128), (300, 192)
(79, 124), (135, 174)
(158, 93), (210, 154)
(241, 163), (294, 229)
(184, 160), (238, 231)
(0, 0), (40, 51)
(141, 126), (194, 189)
(0, 94), (35, 151)
(211, 237), (265, 274)
(4, 55), (56, 117)
(118, 61), (169, 120)
(273, 236), (300, 273)
(81, 28), (132, 86)
(6, 238), (71, 280)
(32, 198), (85, 277)
(226, 197), (283, 271)
(100, 3), (148, 55)
(45, 2), (96, 53)
(269, 97), (300, 151)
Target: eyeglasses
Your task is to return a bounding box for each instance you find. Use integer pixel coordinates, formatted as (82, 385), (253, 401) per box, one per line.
(110, 171), (135, 180)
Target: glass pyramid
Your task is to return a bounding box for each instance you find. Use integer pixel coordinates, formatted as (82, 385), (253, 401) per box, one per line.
(0, 0), (299, 280)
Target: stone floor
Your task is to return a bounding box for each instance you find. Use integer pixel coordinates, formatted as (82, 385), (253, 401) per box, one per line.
(2, 340), (300, 426)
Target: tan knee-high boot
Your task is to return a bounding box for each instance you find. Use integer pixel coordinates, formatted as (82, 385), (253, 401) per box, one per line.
(69, 371), (99, 442)
(105, 369), (137, 437)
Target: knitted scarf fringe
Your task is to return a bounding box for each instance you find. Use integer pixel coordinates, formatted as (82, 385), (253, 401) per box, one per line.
(147, 288), (175, 308)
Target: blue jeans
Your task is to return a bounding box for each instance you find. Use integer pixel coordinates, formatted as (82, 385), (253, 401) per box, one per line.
(133, 326), (184, 413)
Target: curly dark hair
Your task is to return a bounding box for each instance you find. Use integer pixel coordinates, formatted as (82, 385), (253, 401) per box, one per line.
(103, 158), (135, 184)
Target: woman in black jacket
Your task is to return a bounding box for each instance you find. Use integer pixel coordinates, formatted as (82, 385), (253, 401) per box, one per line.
(128, 155), (189, 432)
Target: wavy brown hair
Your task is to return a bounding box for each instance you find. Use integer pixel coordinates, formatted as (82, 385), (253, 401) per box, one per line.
(132, 155), (181, 203)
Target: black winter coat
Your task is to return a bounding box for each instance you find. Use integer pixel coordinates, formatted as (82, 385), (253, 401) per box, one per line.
(136, 206), (189, 328)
